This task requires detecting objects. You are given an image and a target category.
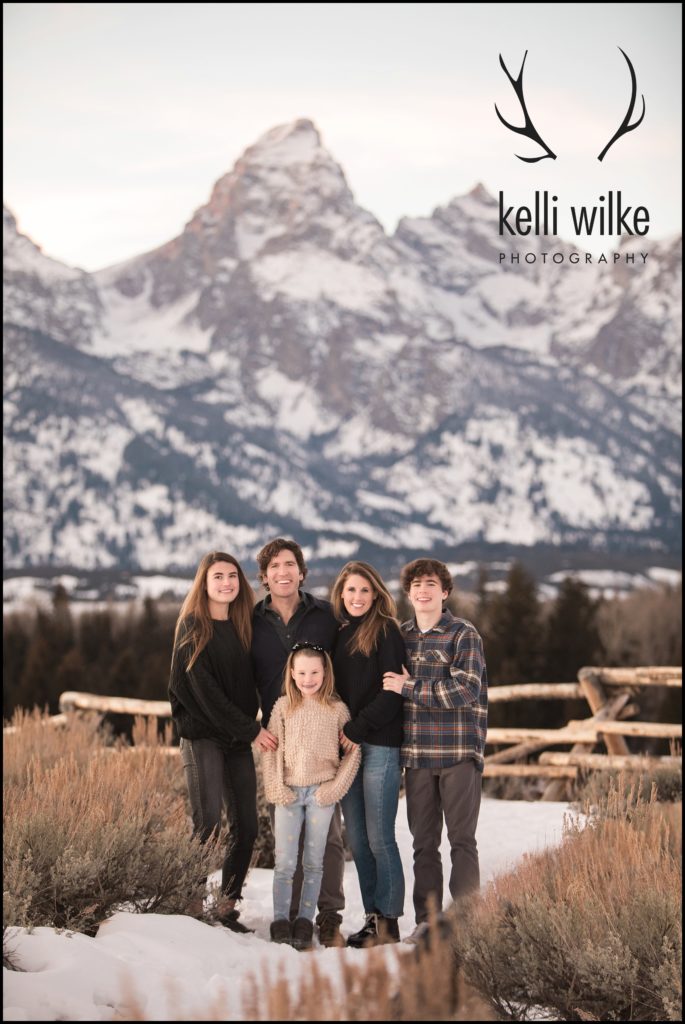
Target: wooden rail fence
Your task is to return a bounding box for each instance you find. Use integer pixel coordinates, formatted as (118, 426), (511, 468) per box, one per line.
(5, 666), (681, 798)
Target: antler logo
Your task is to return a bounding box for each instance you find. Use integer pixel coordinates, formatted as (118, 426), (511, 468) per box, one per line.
(496, 48), (645, 162)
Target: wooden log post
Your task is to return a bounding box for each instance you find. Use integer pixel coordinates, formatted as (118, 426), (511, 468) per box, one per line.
(541, 683), (632, 801)
(488, 683), (582, 702)
(485, 739), (555, 765)
(59, 691), (172, 717)
(483, 764), (578, 779)
(592, 721), (682, 740)
(596, 667), (682, 687)
(578, 670), (631, 756)
(539, 752), (682, 770)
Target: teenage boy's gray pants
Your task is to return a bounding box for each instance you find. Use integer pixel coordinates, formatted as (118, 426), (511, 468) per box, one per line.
(405, 760), (481, 923)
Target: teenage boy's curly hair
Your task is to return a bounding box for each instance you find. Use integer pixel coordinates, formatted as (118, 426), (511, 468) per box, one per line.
(256, 538), (308, 587)
(400, 558), (453, 595)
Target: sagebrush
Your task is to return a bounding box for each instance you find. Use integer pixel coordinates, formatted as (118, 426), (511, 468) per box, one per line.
(453, 778), (682, 1021)
(3, 710), (214, 934)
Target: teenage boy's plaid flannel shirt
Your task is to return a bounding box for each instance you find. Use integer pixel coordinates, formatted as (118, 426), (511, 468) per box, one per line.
(400, 609), (488, 771)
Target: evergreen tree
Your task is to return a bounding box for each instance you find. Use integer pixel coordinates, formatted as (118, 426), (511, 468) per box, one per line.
(544, 577), (603, 682)
(487, 562), (543, 686)
(15, 591), (76, 713)
(52, 584), (75, 648)
(475, 564), (490, 628)
(3, 613), (30, 718)
(486, 562), (545, 729)
(78, 609), (117, 691)
(109, 647), (141, 699)
(54, 648), (89, 699)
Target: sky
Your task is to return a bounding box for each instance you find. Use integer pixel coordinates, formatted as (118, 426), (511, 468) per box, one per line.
(3, 2), (682, 270)
(3, 793), (574, 1019)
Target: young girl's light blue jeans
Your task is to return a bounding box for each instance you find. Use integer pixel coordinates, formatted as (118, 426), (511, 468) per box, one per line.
(273, 786), (335, 922)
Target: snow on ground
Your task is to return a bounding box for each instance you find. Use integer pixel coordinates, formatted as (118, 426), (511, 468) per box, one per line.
(3, 796), (575, 1022)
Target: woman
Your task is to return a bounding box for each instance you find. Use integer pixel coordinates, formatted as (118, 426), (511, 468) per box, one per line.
(331, 560), (406, 946)
(168, 551), (277, 932)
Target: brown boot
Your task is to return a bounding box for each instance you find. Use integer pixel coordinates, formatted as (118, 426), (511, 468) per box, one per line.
(318, 912), (345, 948)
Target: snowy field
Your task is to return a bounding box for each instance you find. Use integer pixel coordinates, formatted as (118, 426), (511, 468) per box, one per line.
(4, 795), (575, 1021)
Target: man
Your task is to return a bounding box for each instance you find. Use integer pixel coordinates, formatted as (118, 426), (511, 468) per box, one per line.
(383, 558), (488, 944)
(251, 537), (344, 947)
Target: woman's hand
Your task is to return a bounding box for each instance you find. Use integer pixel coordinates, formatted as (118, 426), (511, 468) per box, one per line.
(339, 730), (358, 754)
(253, 727), (278, 752)
(383, 665), (411, 694)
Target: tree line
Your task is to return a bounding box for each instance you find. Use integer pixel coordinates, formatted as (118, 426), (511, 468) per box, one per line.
(3, 564), (681, 729)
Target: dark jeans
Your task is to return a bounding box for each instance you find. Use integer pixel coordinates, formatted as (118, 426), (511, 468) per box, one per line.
(268, 801), (345, 925)
(405, 760), (481, 924)
(180, 737), (258, 901)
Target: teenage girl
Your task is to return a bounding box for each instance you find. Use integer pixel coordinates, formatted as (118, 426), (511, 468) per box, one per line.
(262, 642), (361, 950)
(169, 551), (277, 932)
(331, 560), (406, 946)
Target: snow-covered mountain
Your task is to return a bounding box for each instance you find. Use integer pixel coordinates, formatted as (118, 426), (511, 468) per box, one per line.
(3, 119), (681, 573)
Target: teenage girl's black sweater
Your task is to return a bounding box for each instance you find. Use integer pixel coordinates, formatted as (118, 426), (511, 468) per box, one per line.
(168, 617), (261, 753)
(332, 615), (406, 747)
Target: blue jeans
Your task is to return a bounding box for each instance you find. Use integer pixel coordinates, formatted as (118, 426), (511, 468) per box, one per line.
(273, 787), (335, 922)
(341, 743), (404, 918)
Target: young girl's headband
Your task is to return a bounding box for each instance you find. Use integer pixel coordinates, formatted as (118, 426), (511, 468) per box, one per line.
(291, 641), (325, 654)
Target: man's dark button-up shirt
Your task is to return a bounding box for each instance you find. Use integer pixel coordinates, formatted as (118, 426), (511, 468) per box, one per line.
(252, 591), (339, 726)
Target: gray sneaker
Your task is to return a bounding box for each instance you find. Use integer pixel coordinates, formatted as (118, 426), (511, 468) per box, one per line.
(404, 921), (430, 946)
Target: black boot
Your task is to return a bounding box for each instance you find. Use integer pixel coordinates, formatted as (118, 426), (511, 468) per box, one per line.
(376, 915), (400, 944)
(291, 917), (314, 951)
(219, 909), (254, 934)
(346, 912), (378, 948)
(270, 919), (292, 944)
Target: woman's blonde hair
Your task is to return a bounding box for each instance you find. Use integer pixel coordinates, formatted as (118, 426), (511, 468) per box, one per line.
(174, 551), (254, 668)
(330, 561), (398, 657)
(282, 645), (338, 710)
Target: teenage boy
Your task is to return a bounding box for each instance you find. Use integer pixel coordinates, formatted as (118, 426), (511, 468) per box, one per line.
(251, 537), (344, 947)
(383, 558), (488, 944)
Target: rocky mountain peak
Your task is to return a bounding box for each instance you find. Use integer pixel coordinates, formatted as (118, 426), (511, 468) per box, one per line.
(4, 204), (18, 233)
(467, 182), (496, 204)
(185, 118), (357, 247)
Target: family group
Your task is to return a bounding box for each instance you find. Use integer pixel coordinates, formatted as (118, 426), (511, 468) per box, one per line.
(168, 538), (488, 950)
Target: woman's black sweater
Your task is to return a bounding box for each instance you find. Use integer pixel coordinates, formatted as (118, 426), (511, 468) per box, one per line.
(332, 615), (406, 747)
(168, 617), (261, 753)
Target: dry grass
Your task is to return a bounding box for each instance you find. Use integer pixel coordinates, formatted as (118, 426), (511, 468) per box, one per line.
(3, 709), (213, 934)
(454, 778), (682, 1021)
(241, 926), (494, 1022)
(3, 706), (106, 783)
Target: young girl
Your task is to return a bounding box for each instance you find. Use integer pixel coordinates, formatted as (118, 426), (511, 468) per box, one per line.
(169, 551), (277, 932)
(262, 643), (361, 950)
(331, 561), (407, 947)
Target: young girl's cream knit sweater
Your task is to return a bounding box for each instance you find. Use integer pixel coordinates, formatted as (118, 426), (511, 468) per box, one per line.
(263, 696), (361, 807)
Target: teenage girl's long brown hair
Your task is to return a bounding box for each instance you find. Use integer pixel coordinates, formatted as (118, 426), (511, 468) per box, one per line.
(282, 647), (338, 711)
(330, 561), (398, 657)
(174, 551), (255, 668)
